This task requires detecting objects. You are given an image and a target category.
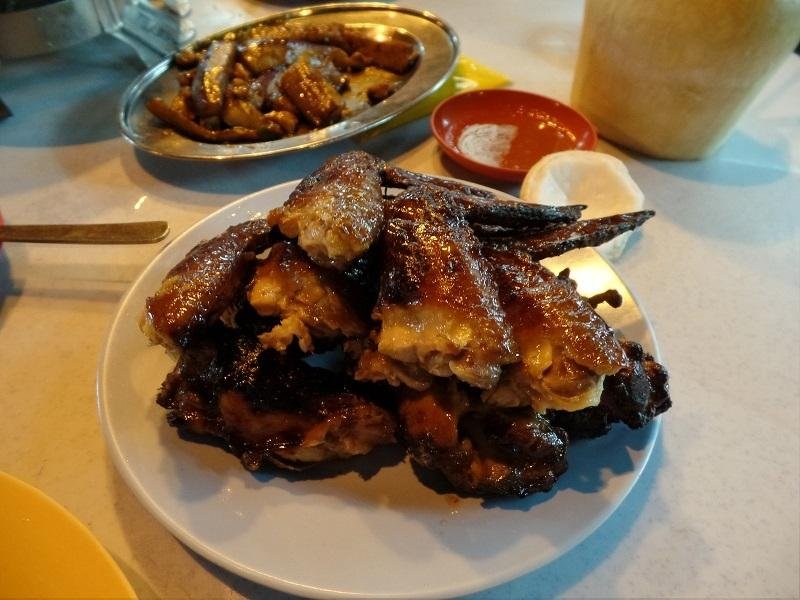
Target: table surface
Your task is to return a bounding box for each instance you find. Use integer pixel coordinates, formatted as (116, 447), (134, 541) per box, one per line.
(1, 2), (798, 598)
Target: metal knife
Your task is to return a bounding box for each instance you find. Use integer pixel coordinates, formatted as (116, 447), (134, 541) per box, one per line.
(0, 221), (170, 244)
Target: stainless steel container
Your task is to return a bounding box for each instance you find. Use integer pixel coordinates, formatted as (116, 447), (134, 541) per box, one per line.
(0, 0), (193, 65)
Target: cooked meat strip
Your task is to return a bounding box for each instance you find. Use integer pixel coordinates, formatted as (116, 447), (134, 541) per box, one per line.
(278, 58), (343, 128)
(398, 381), (568, 497)
(245, 23), (418, 75)
(482, 247), (629, 412)
(382, 165), (584, 228)
(343, 29), (419, 74)
(267, 151), (385, 269)
(191, 40), (237, 117)
(157, 327), (397, 470)
(246, 22), (351, 48)
(546, 341), (671, 439)
(373, 185), (517, 389)
(483, 211), (655, 260)
(147, 98), (272, 143)
(141, 219), (273, 349)
(247, 241), (368, 352)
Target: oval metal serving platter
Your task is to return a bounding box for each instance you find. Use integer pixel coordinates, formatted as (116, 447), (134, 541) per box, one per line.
(119, 3), (459, 161)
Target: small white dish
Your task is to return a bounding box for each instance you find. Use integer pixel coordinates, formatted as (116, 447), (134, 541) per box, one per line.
(97, 179), (662, 599)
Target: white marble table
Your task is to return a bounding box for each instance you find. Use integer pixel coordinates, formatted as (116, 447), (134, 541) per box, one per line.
(1, 2), (798, 598)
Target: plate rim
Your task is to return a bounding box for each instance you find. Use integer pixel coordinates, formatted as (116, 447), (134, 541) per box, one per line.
(118, 2), (460, 161)
(96, 178), (663, 598)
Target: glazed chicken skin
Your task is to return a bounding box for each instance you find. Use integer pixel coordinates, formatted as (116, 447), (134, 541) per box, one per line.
(267, 151), (385, 270)
(157, 326), (396, 470)
(141, 218), (273, 349)
(247, 241), (368, 352)
(370, 185), (517, 389)
(482, 247), (630, 412)
(547, 340), (672, 439)
(398, 381), (568, 497)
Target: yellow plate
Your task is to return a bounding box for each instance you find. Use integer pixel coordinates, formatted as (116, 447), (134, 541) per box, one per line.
(0, 471), (136, 599)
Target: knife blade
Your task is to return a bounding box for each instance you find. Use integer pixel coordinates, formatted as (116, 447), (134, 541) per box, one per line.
(0, 221), (170, 244)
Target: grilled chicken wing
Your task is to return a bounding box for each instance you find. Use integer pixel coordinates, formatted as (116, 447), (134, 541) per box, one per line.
(267, 151), (385, 269)
(482, 247), (629, 412)
(247, 241), (368, 352)
(483, 211), (655, 260)
(143, 151), (671, 497)
(546, 340), (671, 438)
(157, 327), (396, 470)
(141, 219), (273, 349)
(373, 185), (517, 389)
(381, 165), (584, 228)
(398, 381), (568, 497)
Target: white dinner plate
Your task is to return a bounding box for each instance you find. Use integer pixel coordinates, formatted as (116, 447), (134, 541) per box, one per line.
(97, 179), (663, 599)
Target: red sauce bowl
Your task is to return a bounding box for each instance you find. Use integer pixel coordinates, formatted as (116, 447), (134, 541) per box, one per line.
(431, 89), (597, 182)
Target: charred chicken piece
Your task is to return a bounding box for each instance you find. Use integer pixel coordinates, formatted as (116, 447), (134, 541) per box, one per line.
(484, 211), (655, 260)
(267, 150), (386, 269)
(398, 381), (568, 497)
(381, 165), (584, 229)
(482, 247), (629, 412)
(373, 185), (517, 389)
(247, 241), (368, 353)
(547, 341), (671, 439)
(141, 219), (273, 349)
(157, 327), (397, 470)
(278, 58), (343, 128)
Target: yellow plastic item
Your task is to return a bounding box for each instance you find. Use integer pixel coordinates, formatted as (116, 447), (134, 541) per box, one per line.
(0, 471), (136, 599)
(361, 55), (510, 138)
